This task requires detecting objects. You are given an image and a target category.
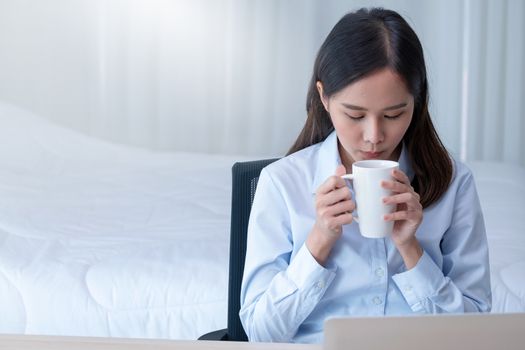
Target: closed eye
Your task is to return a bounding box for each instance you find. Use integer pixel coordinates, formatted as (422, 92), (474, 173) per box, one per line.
(385, 113), (403, 119)
(346, 114), (365, 121)
(346, 113), (403, 121)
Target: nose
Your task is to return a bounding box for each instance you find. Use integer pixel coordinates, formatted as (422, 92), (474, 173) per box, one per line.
(363, 118), (384, 145)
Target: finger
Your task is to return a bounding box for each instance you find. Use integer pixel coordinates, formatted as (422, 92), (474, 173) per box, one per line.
(317, 175), (348, 195)
(384, 209), (421, 222)
(331, 212), (354, 227)
(391, 168), (410, 185)
(317, 186), (352, 208)
(334, 164), (347, 177)
(381, 180), (412, 194)
(382, 192), (412, 205)
(327, 199), (355, 216)
(318, 202), (354, 228)
(384, 195), (422, 214)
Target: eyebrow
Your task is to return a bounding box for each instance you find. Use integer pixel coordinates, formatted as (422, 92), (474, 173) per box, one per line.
(341, 102), (407, 111)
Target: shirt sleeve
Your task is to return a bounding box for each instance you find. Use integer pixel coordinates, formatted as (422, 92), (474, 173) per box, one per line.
(239, 168), (336, 342)
(392, 171), (492, 314)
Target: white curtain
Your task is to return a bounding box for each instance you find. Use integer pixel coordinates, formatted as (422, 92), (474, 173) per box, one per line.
(0, 0), (523, 164)
(461, 0), (525, 165)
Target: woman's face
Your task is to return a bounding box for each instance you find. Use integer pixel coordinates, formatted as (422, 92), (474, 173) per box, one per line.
(318, 68), (414, 168)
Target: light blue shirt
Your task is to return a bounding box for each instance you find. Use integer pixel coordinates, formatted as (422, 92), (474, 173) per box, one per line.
(239, 131), (492, 343)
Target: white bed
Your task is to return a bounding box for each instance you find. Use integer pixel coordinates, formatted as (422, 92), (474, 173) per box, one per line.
(0, 102), (251, 339)
(0, 101), (523, 340)
(468, 161), (525, 312)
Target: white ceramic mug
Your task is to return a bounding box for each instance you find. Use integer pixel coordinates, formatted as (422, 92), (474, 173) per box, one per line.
(341, 160), (399, 238)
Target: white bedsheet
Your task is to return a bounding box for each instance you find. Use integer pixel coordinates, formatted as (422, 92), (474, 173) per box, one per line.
(0, 102), (250, 339)
(467, 161), (525, 312)
(0, 101), (523, 341)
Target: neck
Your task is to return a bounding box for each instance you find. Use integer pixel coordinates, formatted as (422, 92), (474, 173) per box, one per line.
(389, 143), (403, 162)
(338, 142), (354, 172)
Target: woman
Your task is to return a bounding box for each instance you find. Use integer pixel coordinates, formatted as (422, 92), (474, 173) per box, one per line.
(239, 7), (491, 344)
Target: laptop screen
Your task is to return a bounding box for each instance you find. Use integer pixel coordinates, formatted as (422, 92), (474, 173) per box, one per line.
(324, 313), (525, 350)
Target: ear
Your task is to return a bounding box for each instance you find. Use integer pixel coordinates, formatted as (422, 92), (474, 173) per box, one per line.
(316, 81), (329, 111)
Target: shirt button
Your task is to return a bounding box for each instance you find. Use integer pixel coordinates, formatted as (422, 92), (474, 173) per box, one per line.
(316, 281), (325, 289)
(372, 297), (382, 305)
(375, 268), (385, 277)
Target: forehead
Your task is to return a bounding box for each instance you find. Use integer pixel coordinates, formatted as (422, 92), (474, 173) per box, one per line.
(333, 68), (413, 106)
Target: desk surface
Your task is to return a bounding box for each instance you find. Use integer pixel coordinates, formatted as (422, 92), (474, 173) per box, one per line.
(0, 335), (321, 350)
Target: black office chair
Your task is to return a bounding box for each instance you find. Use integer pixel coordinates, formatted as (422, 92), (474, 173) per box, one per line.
(199, 158), (279, 341)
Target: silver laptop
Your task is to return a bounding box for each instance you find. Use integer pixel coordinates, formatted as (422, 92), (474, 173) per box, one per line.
(324, 313), (525, 350)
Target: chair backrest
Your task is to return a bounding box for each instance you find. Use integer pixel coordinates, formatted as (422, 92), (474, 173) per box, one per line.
(227, 158), (279, 341)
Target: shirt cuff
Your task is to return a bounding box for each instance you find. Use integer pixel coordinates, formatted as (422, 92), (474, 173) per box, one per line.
(286, 243), (337, 291)
(391, 251), (445, 311)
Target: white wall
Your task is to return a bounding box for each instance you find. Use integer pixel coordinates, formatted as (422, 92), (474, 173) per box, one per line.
(0, 0), (523, 164)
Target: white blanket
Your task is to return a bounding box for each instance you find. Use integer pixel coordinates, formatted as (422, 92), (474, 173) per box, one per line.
(0, 101), (523, 340)
(0, 102), (250, 339)
(467, 161), (525, 312)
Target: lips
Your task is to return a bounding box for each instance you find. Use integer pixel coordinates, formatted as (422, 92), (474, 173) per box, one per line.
(361, 151), (383, 159)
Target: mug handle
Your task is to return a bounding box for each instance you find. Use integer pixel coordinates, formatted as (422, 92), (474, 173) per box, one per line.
(341, 174), (359, 223)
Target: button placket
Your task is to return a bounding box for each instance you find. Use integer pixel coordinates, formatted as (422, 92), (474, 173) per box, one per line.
(372, 296), (383, 305)
(366, 239), (388, 313)
(375, 267), (385, 277)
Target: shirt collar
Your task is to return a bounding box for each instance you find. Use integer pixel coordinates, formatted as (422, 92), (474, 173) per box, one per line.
(311, 131), (414, 194)
(311, 131), (341, 194)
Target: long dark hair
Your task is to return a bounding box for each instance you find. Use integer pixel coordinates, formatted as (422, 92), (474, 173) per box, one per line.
(288, 8), (452, 208)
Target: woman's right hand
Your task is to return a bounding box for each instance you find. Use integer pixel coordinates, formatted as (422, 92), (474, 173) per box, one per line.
(306, 165), (354, 266)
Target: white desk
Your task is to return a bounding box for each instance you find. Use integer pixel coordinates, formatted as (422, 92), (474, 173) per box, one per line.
(0, 335), (321, 350)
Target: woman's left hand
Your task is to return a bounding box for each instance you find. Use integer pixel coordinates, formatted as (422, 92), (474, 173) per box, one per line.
(381, 168), (423, 251)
